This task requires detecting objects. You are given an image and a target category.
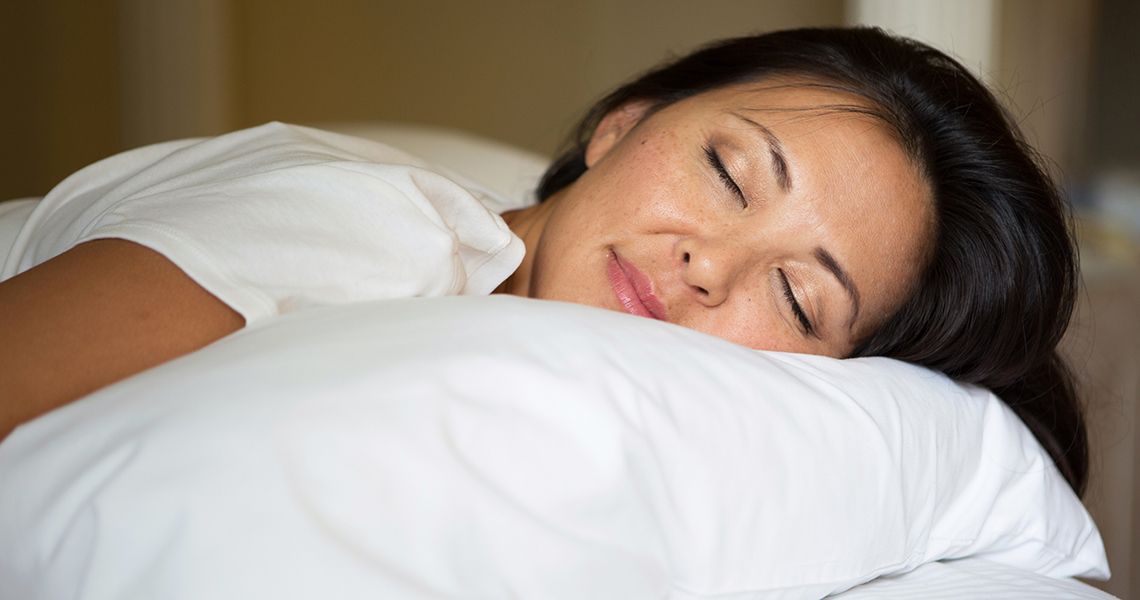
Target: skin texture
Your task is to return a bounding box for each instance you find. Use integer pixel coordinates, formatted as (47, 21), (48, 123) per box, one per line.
(500, 81), (934, 356)
(0, 239), (243, 440)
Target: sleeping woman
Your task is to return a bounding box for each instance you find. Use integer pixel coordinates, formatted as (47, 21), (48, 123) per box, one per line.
(0, 27), (1086, 497)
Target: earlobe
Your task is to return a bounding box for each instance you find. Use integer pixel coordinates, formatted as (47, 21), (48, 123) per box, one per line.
(584, 100), (652, 168)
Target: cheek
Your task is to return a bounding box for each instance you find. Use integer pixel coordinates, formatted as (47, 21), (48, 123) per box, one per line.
(679, 295), (799, 352)
(524, 202), (617, 301)
(599, 129), (690, 200)
(551, 136), (695, 243)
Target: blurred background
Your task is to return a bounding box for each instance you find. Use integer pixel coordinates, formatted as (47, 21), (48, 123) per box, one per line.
(0, 0), (1136, 597)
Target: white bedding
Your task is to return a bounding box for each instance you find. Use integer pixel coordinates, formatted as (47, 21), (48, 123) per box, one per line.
(0, 296), (1110, 599)
(0, 198), (37, 260)
(0, 124), (1114, 599)
(830, 557), (1114, 599)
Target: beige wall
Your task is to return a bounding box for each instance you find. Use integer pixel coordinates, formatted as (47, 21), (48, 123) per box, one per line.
(0, 0), (844, 200)
(0, 0), (1122, 197)
(0, 0), (122, 199)
(231, 0), (843, 154)
(1086, 0), (1140, 170)
(995, 0), (1096, 181)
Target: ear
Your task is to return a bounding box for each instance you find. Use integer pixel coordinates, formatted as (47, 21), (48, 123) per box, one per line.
(584, 100), (653, 168)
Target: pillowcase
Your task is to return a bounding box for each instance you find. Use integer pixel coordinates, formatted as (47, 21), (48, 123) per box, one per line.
(0, 296), (1108, 600)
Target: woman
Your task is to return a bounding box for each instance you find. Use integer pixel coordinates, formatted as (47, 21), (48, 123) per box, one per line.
(0, 27), (1085, 496)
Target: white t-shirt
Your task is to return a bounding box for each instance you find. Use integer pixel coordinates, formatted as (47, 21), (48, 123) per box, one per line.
(1, 122), (528, 324)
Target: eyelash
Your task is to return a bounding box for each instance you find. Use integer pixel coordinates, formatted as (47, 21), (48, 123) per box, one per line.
(779, 269), (814, 336)
(703, 144), (809, 336)
(702, 145), (747, 207)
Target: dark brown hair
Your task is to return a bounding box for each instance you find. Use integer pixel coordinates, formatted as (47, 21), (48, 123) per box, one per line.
(538, 27), (1087, 496)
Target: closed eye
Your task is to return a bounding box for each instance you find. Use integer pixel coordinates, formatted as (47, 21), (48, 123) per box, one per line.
(778, 269), (815, 336)
(703, 145), (746, 207)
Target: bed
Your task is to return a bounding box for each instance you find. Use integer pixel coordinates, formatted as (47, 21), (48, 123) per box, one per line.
(0, 123), (1117, 599)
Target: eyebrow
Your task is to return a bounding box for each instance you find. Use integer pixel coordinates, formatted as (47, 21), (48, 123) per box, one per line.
(731, 113), (792, 192)
(814, 247), (861, 331)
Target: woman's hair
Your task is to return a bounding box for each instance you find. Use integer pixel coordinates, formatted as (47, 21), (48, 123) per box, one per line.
(538, 27), (1087, 496)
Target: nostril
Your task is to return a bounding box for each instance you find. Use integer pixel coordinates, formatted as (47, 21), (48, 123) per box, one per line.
(696, 285), (709, 296)
(683, 252), (691, 264)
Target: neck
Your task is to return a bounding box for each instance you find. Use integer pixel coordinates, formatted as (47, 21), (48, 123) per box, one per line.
(494, 195), (559, 296)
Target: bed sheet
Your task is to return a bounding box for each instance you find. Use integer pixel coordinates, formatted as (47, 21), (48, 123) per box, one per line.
(832, 557), (1117, 599)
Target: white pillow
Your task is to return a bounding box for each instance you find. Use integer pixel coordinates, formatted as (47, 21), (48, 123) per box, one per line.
(314, 121), (549, 211)
(0, 296), (1108, 600)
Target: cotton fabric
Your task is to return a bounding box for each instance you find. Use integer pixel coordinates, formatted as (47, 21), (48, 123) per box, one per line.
(1, 122), (525, 323)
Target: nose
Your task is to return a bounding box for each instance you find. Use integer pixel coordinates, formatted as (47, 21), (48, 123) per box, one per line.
(676, 237), (742, 307)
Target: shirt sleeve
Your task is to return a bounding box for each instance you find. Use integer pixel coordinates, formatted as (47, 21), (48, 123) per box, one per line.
(8, 123), (525, 325)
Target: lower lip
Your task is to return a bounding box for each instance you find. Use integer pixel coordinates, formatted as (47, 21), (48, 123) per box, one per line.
(606, 252), (659, 320)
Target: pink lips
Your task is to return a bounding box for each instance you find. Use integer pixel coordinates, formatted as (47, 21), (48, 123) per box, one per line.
(606, 250), (668, 321)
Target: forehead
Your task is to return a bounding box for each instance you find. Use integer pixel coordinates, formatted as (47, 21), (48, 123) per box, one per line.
(685, 82), (892, 158)
(677, 78), (888, 130)
(673, 78), (926, 198)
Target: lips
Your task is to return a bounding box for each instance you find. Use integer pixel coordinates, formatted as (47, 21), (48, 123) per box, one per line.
(606, 250), (668, 321)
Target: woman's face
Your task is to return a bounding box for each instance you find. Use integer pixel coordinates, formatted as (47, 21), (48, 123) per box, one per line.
(502, 81), (933, 356)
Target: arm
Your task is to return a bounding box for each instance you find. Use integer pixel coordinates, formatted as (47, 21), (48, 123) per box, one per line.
(0, 239), (244, 440)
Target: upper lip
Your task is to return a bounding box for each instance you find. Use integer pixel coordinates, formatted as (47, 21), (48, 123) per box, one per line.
(611, 250), (669, 321)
